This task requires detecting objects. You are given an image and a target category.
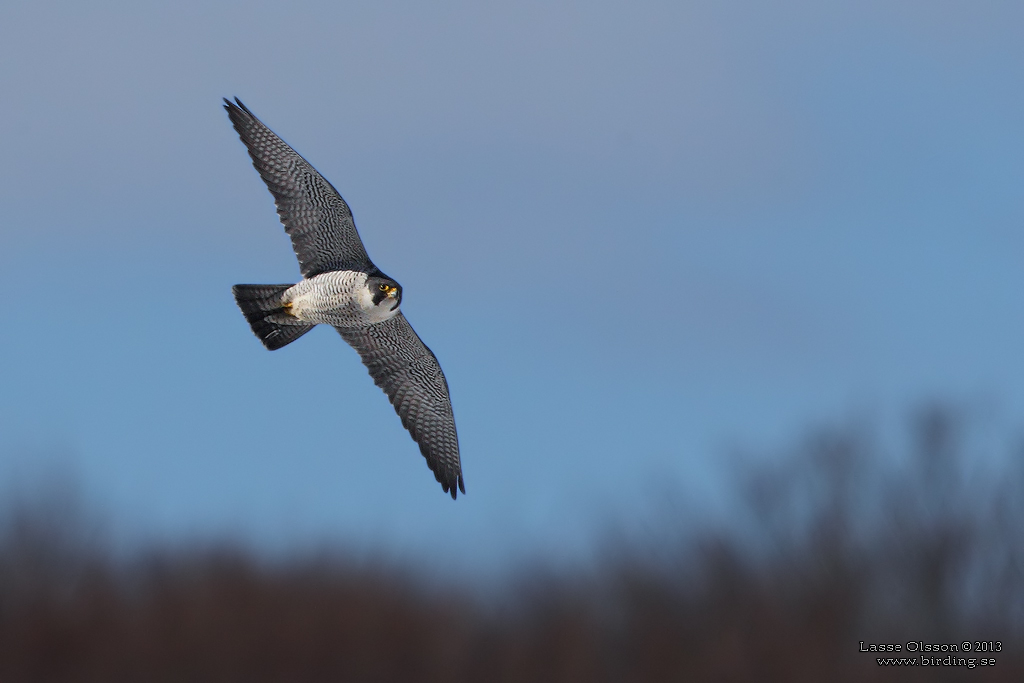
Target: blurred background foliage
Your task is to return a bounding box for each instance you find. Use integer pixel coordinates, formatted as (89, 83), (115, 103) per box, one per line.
(2, 405), (1020, 681)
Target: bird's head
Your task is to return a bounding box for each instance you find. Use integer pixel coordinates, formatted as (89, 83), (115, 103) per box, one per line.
(368, 276), (402, 310)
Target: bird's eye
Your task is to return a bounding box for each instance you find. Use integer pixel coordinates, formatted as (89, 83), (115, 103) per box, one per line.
(379, 284), (388, 291)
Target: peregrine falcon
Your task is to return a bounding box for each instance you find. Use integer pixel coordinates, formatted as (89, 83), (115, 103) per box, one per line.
(224, 98), (465, 499)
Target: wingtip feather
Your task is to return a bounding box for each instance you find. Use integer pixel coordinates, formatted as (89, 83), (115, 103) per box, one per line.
(223, 97), (256, 121)
(443, 471), (465, 500)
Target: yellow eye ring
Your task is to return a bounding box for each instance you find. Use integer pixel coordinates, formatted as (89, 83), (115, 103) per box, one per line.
(379, 284), (388, 291)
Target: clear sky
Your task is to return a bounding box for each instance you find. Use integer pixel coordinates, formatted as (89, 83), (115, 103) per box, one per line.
(1, 0), (1022, 576)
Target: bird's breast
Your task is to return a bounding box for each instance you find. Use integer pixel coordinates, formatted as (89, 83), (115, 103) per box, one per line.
(285, 271), (399, 327)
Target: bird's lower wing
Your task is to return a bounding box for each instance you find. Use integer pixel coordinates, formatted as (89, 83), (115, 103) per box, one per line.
(335, 314), (464, 499)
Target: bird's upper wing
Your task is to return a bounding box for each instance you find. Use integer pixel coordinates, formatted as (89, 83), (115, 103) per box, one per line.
(335, 314), (465, 499)
(224, 98), (374, 277)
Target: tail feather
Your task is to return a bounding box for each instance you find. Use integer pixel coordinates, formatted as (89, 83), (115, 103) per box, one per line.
(232, 284), (314, 350)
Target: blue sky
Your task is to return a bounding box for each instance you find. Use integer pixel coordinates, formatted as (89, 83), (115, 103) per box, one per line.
(1, 0), (1022, 575)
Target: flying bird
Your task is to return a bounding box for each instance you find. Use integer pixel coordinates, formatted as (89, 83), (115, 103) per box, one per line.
(224, 98), (465, 499)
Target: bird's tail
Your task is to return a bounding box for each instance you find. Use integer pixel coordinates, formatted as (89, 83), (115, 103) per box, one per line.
(232, 284), (314, 350)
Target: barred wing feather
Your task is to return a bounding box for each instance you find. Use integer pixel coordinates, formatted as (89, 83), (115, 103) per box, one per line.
(336, 315), (465, 499)
(224, 98), (374, 277)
